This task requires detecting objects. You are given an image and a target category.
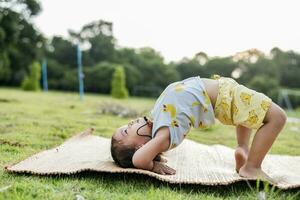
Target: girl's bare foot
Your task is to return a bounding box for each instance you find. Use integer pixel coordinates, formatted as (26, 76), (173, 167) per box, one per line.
(239, 165), (274, 182)
(234, 147), (248, 173)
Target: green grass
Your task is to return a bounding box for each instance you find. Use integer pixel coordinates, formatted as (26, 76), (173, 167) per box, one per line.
(0, 88), (299, 200)
(286, 108), (300, 118)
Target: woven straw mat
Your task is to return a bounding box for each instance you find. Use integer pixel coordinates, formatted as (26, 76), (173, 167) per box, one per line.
(5, 128), (300, 189)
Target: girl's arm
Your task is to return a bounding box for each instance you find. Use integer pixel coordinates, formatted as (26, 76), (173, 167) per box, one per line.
(132, 127), (176, 175)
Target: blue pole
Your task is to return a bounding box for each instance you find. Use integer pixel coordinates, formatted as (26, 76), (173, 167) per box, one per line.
(42, 59), (48, 92)
(77, 44), (84, 100)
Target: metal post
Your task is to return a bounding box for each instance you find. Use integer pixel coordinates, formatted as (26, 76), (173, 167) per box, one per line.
(42, 59), (48, 92)
(77, 44), (84, 100)
(282, 90), (293, 111)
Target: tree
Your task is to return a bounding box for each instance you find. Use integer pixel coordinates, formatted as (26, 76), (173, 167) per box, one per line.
(0, 0), (44, 86)
(69, 20), (116, 65)
(0, 51), (10, 83)
(46, 58), (68, 90)
(237, 57), (279, 85)
(134, 47), (179, 88)
(21, 61), (41, 91)
(47, 36), (77, 68)
(1, 0), (41, 17)
(84, 62), (117, 93)
(111, 66), (128, 99)
(248, 75), (279, 101)
(8, 18), (45, 85)
(271, 47), (300, 88)
(204, 57), (238, 78)
(175, 58), (203, 79)
(88, 34), (116, 64)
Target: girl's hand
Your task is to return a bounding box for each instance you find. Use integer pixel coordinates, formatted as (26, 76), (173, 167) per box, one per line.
(151, 161), (176, 175)
(160, 157), (168, 163)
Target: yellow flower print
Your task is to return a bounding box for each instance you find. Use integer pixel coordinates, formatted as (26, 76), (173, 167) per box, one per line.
(191, 101), (201, 107)
(192, 101), (208, 112)
(199, 121), (207, 129)
(202, 91), (211, 104)
(171, 120), (179, 127)
(232, 102), (239, 115)
(222, 113), (231, 124)
(163, 104), (177, 118)
(201, 104), (208, 112)
(220, 97), (230, 111)
(189, 115), (195, 127)
(261, 100), (271, 111)
(212, 74), (221, 80)
(174, 83), (185, 92)
(245, 110), (258, 126)
(240, 92), (252, 106)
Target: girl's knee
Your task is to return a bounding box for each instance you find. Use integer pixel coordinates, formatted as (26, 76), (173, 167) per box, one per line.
(265, 103), (287, 128)
(273, 105), (287, 128)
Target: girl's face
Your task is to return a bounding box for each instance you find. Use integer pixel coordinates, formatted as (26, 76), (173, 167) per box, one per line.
(114, 117), (153, 148)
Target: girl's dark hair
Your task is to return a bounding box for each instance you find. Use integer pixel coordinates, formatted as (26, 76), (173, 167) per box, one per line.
(110, 136), (162, 168)
(111, 137), (136, 168)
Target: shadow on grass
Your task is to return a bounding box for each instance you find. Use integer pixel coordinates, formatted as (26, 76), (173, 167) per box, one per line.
(0, 98), (18, 103)
(6, 170), (300, 199)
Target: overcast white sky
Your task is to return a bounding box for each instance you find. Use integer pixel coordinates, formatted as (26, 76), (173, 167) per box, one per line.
(33, 0), (300, 62)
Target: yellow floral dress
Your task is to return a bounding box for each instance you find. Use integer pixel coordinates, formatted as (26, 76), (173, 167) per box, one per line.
(213, 75), (272, 129)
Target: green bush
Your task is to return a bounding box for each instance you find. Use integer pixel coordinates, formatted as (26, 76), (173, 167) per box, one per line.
(248, 75), (280, 101)
(46, 58), (68, 90)
(111, 66), (128, 99)
(282, 89), (300, 109)
(84, 62), (117, 93)
(21, 61), (41, 91)
(60, 69), (78, 91)
(0, 52), (11, 83)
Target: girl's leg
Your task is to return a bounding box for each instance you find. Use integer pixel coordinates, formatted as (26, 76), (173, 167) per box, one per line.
(239, 102), (287, 179)
(235, 125), (252, 172)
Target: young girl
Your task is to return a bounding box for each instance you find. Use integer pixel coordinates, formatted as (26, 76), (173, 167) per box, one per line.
(110, 75), (287, 178)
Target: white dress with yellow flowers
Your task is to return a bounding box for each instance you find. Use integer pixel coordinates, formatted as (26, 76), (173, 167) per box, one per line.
(150, 76), (215, 150)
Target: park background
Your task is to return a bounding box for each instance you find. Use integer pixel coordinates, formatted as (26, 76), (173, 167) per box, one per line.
(1, 0), (300, 104)
(0, 0), (300, 199)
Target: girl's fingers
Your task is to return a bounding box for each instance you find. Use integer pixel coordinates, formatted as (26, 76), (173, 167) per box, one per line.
(163, 165), (175, 174)
(166, 167), (176, 174)
(153, 162), (176, 175)
(165, 165), (175, 172)
(169, 168), (176, 174)
(163, 166), (175, 175)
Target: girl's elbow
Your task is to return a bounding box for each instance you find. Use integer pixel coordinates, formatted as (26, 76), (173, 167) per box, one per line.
(132, 154), (151, 169)
(132, 154), (143, 168)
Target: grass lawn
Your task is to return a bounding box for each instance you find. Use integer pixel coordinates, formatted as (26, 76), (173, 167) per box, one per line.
(287, 108), (300, 119)
(0, 88), (299, 200)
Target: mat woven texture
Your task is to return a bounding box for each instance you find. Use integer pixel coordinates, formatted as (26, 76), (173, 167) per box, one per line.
(5, 129), (300, 189)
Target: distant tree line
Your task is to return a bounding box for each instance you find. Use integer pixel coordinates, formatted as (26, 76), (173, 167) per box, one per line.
(1, 0), (300, 107)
